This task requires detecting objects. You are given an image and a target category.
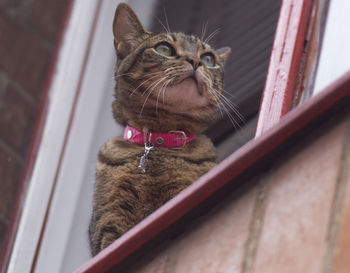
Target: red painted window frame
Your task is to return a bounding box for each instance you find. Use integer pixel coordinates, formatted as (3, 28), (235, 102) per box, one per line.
(0, 2), (74, 273)
(75, 0), (348, 272)
(255, 0), (314, 136)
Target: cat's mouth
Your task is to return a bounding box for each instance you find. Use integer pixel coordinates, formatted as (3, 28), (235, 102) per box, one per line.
(172, 74), (204, 96)
(187, 75), (201, 91)
(187, 75), (198, 84)
(162, 73), (208, 113)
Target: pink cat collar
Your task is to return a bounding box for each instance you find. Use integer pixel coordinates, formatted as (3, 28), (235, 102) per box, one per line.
(123, 125), (196, 149)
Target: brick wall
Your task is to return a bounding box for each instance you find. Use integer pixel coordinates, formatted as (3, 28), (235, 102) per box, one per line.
(0, 0), (71, 253)
(121, 109), (350, 273)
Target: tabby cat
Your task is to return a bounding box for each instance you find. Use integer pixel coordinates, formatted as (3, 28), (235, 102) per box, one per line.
(89, 3), (231, 255)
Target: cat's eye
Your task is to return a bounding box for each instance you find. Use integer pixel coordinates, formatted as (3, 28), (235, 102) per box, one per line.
(200, 53), (215, 67)
(155, 42), (175, 57)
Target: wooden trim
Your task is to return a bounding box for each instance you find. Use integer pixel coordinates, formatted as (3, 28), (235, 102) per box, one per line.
(6, 1), (158, 272)
(29, 1), (104, 272)
(255, 0), (314, 137)
(75, 71), (350, 273)
(295, 0), (331, 105)
(6, 0), (106, 272)
(0, 1), (74, 272)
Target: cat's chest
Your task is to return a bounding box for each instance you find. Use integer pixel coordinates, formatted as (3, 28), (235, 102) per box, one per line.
(124, 149), (195, 176)
(97, 136), (217, 181)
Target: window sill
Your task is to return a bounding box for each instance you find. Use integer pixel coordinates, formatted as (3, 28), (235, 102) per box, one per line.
(76, 71), (350, 273)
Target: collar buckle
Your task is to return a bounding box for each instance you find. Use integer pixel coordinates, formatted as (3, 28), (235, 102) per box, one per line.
(168, 130), (187, 149)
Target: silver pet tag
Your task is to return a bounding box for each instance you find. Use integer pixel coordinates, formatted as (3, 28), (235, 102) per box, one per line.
(138, 142), (154, 173)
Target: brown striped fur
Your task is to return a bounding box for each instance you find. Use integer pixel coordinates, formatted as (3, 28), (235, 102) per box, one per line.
(89, 3), (230, 255)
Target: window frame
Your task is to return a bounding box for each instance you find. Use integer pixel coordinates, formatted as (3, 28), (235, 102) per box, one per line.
(255, 0), (314, 136)
(0, 1), (74, 272)
(4, 0), (350, 272)
(4, 0), (158, 272)
(4, 0), (103, 272)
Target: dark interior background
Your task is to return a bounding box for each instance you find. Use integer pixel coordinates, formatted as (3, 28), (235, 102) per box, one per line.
(151, 0), (282, 160)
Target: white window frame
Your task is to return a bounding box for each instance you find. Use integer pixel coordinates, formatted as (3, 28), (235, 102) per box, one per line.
(7, 0), (156, 272)
(313, 0), (350, 94)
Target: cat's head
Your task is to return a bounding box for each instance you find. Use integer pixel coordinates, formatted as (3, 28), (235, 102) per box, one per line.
(112, 3), (230, 134)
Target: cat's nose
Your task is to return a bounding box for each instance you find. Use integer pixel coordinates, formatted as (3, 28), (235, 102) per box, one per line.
(186, 56), (202, 71)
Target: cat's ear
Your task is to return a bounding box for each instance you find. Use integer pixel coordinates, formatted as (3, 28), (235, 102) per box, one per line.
(113, 4), (147, 55)
(217, 47), (231, 63)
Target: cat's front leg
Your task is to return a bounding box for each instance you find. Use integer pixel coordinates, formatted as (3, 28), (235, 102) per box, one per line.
(89, 210), (135, 255)
(89, 175), (154, 255)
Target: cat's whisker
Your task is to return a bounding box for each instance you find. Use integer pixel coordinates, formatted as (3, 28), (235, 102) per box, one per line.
(214, 94), (241, 130)
(224, 105), (241, 130)
(162, 66), (178, 76)
(140, 77), (168, 117)
(129, 68), (173, 102)
(208, 89), (236, 129)
(204, 27), (221, 44)
(155, 77), (173, 114)
(139, 76), (169, 117)
(197, 70), (214, 93)
(206, 88), (224, 118)
(209, 86), (244, 126)
(162, 80), (169, 105)
(163, 7), (171, 33)
(201, 21), (209, 41)
(211, 88), (237, 109)
(155, 16), (170, 34)
(206, 85), (219, 104)
(198, 70), (212, 86)
(198, 72), (224, 115)
(143, 71), (166, 77)
(211, 87), (241, 113)
(202, 75), (243, 127)
(117, 71), (162, 83)
(216, 86), (240, 104)
(205, 28), (220, 44)
(130, 73), (164, 97)
(212, 89), (244, 123)
(155, 87), (163, 115)
(141, 74), (169, 96)
(205, 82), (237, 109)
(131, 76), (159, 97)
(156, 78), (170, 114)
(218, 104), (225, 118)
(161, 78), (173, 105)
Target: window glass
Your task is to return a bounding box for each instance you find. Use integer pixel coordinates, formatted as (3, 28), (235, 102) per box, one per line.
(299, 0), (349, 104)
(313, 0), (350, 94)
(152, 0), (281, 160)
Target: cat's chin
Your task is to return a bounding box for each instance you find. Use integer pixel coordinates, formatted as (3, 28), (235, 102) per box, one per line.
(163, 77), (207, 113)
